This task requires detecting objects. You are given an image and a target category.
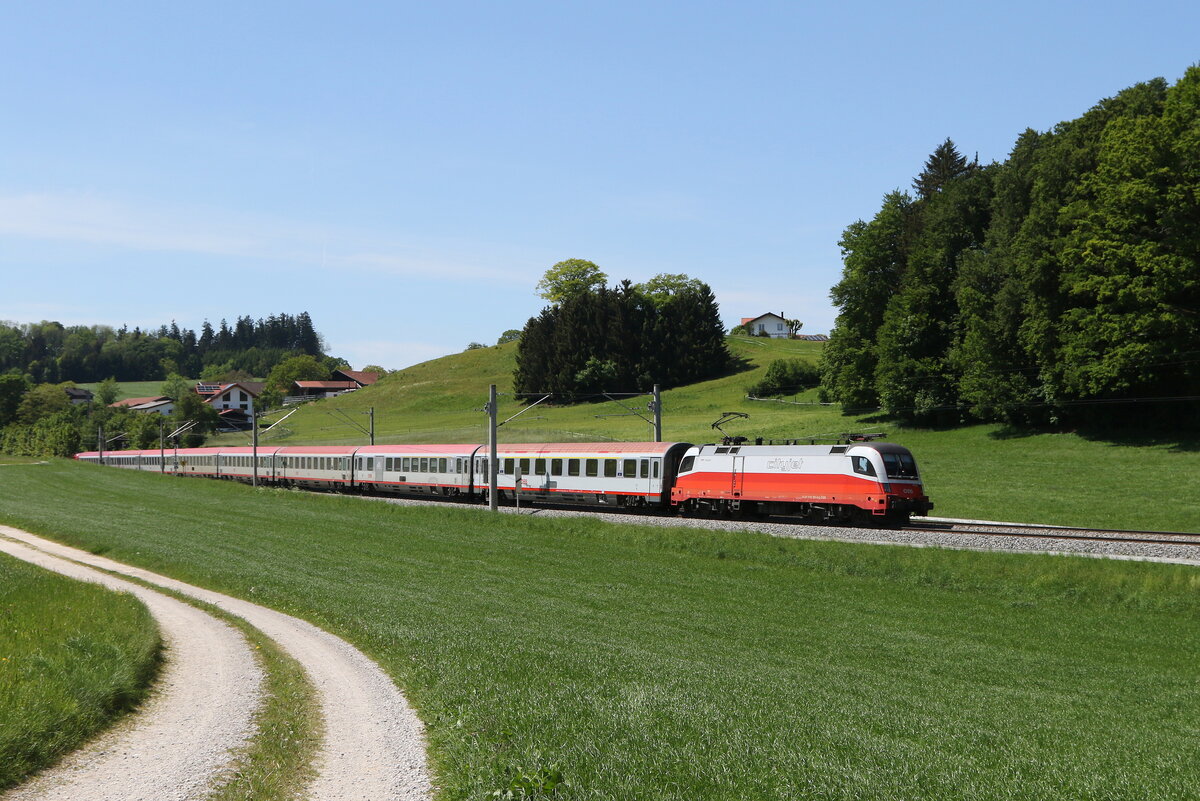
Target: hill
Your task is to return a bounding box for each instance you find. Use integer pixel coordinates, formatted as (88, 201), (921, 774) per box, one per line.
(208, 336), (1200, 532)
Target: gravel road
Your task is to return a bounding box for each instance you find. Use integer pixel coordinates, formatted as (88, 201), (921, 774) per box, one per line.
(0, 533), (262, 801)
(0, 525), (432, 801)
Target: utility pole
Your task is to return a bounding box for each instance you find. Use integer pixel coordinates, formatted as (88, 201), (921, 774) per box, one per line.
(652, 384), (662, 442)
(369, 406), (375, 446)
(487, 384), (498, 512)
(159, 419), (165, 473)
(252, 412), (259, 487)
(98, 425), (104, 465)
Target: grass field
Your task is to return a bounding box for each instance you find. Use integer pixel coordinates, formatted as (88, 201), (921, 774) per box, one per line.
(206, 337), (1200, 532)
(0, 548), (161, 791)
(75, 379), (186, 402)
(2, 460), (1198, 799)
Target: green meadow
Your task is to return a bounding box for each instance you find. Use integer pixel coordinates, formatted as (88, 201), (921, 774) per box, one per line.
(2, 460), (1198, 800)
(0, 548), (160, 791)
(208, 336), (1200, 532)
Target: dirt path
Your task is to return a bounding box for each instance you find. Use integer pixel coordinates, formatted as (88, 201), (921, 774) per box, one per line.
(0, 526), (433, 801)
(0, 535), (263, 801)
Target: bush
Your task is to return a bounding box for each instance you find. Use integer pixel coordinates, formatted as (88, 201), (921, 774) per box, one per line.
(746, 359), (821, 398)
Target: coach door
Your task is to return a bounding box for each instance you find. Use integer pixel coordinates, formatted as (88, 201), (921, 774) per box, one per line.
(731, 454), (744, 497)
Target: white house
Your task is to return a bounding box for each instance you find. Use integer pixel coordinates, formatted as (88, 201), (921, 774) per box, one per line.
(740, 312), (792, 338)
(202, 382), (262, 416)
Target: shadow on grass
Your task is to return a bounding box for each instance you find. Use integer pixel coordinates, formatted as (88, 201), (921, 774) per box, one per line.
(986, 422), (1200, 451)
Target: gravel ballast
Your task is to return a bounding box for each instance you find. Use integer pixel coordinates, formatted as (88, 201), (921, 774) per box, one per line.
(379, 497), (1200, 566)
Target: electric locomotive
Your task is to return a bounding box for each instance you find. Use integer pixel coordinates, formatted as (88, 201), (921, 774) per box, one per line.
(670, 440), (931, 525)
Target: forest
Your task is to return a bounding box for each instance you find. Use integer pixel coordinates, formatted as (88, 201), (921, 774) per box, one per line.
(0, 312), (326, 384)
(819, 66), (1200, 429)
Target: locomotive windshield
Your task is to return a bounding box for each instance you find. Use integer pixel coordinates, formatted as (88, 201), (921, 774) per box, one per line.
(880, 451), (919, 479)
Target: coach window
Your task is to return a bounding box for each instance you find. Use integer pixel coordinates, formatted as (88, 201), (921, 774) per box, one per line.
(585, 459), (598, 477)
(568, 459), (580, 477)
(533, 458), (545, 475)
(416, 457), (425, 472)
(504, 458), (514, 475)
(385, 458), (393, 471)
(438, 458), (447, 473)
(640, 459), (649, 478)
(623, 459), (636, 478)
(551, 459), (562, 476)
(367, 458), (374, 471)
(604, 459), (617, 478)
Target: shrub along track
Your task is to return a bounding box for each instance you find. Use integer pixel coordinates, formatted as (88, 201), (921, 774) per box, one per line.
(0, 525), (432, 801)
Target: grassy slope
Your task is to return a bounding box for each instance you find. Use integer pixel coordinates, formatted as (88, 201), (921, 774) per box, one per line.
(210, 337), (1200, 532)
(75, 380), (184, 402)
(1, 461), (1198, 800)
(0, 549), (161, 790)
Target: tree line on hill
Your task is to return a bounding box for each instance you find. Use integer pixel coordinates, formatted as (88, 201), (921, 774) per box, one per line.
(0, 312), (326, 384)
(819, 66), (1200, 429)
(0, 313), (352, 457)
(514, 260), (731, 398)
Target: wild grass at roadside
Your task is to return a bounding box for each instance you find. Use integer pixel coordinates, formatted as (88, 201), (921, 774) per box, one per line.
(3, 461), (1200, 800)
(0, 551), (161, 791)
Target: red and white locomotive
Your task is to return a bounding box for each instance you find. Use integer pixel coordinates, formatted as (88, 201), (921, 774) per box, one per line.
(75, 438), (932, 525)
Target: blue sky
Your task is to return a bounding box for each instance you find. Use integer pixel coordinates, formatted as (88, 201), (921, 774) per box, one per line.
(2, 1), (1197, 370)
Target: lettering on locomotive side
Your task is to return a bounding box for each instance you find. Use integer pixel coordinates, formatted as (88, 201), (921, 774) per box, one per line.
(766, 458), (804, 471)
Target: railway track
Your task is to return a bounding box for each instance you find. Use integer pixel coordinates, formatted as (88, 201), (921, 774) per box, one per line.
(904, 520), (1200, 548)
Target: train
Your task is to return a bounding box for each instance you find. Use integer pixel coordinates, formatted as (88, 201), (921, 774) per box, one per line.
(74, 438), (933, 525)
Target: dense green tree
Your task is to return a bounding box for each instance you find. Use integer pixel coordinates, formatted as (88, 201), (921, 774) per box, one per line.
(819, 191), (914, 409)
(95, 377), (120, 406)
(0, 373), (30, 427)
(265, 354), (328, 394)
(16, 383), (72, 425)
(875, 165), (994, 422)
(515, 274), (729, 398)
(535, 259), (609, 304)
(913, 138), (975, 199)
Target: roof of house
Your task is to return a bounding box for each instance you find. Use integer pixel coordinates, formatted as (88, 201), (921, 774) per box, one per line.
(741, 312), (787, 325)
(64, 387), (93, 399)
(200, 382), (264, 404)
(129, 399), (174, 412)
(110, 396), (171, 408)
(293, 380), (359, 390)
(334, 369), (381, 386)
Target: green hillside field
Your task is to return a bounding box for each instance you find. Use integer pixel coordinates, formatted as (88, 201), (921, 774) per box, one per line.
(209, 336), (1200, 533)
